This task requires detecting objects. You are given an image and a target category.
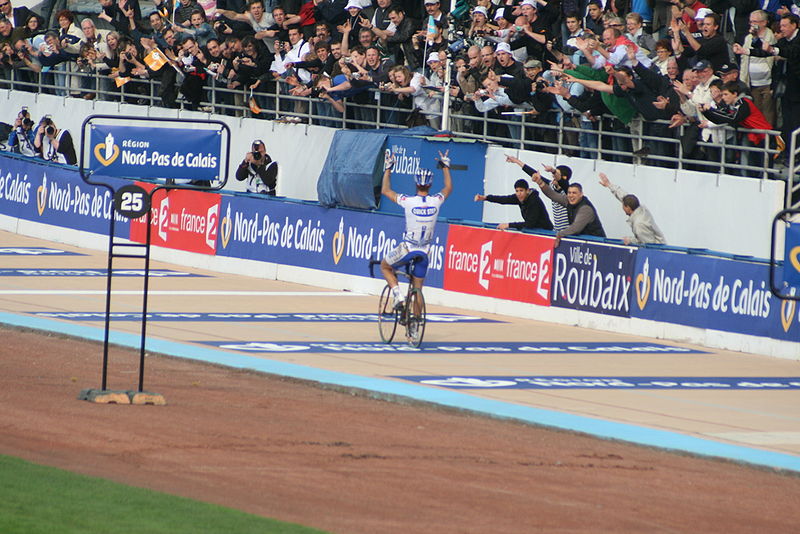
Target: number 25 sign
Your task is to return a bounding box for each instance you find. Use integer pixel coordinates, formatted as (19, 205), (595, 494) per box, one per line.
(113, 184), (151, 219)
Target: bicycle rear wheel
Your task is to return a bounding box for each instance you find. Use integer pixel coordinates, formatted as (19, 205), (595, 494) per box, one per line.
(405, 288), (426, 348)
(378, 284), (398, 343)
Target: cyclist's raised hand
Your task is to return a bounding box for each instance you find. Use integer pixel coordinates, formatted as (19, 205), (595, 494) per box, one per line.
(436, 149), (450, 168)
(384, 149), (395, 172)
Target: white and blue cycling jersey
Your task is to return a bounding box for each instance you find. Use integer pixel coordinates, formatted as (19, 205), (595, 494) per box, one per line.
(397, 192), (445, 249)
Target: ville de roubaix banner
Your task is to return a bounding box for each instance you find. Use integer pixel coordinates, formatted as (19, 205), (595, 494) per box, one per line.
(0, 153), (797, 343)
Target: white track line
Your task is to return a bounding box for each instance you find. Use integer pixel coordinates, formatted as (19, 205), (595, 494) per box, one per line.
(0, 290), (365, 296)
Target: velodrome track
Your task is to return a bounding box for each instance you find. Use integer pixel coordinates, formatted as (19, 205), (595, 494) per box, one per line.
(2, 229), (800, 474)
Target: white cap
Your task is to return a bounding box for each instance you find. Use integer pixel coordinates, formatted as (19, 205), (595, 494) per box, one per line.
(427, 52), (441, 63)
(495, 41), (512, 55)
(494, 8), (505, 20)
(520, 0), (536, 7)
(344, 0), (361, 10)
(694, 7), (713, 19)
(473, 6), (488, 17)
(424, 0), (439, 4)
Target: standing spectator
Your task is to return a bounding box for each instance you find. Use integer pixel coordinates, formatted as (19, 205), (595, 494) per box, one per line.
(217, 0), (276, 49)
(677, 11), (728, 70)
(235, 139), (276, 194)
(760, 13), (800, 159)
(371, 6), (418, 71)
(584, 1), (605, 36)
(625, 12), (656, 56)
(0, 0), (43, 29)
(475, 155), (553, 231)
(701, 81), (781, 175)
(175, 0), (204, 27)
(733, 9), (776, 126)
(598, 172), (667, 244)
(540, 163), (571, 231)
(174, 9), (218, 47)
(531, 173), (606, 246)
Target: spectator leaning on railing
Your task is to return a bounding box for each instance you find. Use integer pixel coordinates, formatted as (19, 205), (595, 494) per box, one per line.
(598, 172), (666, 245)
(474, 155), (553, 231)
(531, 171), (605, 247)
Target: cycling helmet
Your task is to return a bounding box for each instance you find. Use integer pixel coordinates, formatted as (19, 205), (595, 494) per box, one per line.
(414, 168), (434, 188)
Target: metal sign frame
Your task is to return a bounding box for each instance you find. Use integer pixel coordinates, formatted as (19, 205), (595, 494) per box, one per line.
(769, 208), (800, 302)
(77, 115), (231, 400)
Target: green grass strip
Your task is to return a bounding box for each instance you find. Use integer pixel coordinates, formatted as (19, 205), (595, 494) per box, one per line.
(0, 455), (328, 534)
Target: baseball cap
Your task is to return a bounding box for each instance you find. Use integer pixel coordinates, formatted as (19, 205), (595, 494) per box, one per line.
(524, 58), (541, 69)
(520, 0), (536, 6)
(694, 7), (713, 19)
(716, 63), (738, 74)
(344, 0), (361, 10)
(427, 51), (440, 63)
(495, 41), (512, 55)
(424, 0), (439, 4)
(692, 59), (712, 71)
(473, 6), (488, 17)
(493, 7), (505, 20)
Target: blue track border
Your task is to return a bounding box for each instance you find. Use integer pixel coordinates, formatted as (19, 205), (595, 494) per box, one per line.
(2, 311), (798, 474)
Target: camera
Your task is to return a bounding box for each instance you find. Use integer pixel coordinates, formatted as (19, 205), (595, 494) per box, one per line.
(251, 147), (262, 161)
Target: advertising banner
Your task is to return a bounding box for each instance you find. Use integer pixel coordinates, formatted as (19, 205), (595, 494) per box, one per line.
(215, 195), (448, 288)
(442, 225), (552, 305)
(129, 184), (221, 255)
(87, 124), (223, 181)
(551, 241), (636, 317)
(784, 222), (800, 289)
(0, 155), (131, 236)
(378, 136), (485, 222)
(631, 250), (800, 341)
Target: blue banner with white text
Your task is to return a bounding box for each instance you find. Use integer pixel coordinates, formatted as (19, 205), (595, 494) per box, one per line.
(550, 241), (636, 317)
(0, 154), (131, 236)
(88, 124), (222, 181)
(631, 249), (800, 341)
(215, 195), (448, 288)
(379, 136), (485, 222)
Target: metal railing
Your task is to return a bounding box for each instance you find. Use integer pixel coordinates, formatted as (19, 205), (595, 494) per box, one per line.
(2, 64), (791, 184)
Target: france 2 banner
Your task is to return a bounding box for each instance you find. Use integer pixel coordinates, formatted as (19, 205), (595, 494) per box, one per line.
(129, 183), (221, 255)
(443, 225), (552, 305)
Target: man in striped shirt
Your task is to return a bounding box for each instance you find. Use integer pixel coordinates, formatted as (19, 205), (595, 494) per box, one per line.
(505, 156), (570, 231)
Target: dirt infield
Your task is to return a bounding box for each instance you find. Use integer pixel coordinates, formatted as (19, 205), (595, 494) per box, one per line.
(0, 325), (798, 533)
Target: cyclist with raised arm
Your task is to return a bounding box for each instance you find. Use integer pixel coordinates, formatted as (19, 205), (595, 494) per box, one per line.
(380, 149), (453, 310)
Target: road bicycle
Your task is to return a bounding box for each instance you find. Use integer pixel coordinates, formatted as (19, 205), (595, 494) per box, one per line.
(369, 258), (427, 347)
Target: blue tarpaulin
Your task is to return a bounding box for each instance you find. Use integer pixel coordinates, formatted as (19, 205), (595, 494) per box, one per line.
(316, 127), (438, 209)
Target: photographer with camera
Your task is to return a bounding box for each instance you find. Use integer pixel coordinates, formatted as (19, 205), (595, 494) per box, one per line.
(235, 140), (277, 195)
(8, 108), (37, 157)
(33, 116), (76, 165)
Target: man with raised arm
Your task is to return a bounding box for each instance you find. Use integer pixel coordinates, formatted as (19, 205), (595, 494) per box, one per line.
(598, 172), (666, 245)
(380, 149), (452, 309)
(474, 155), (553, 231)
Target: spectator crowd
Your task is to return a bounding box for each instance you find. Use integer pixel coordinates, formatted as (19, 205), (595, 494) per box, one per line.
(0, 0), (798, 174)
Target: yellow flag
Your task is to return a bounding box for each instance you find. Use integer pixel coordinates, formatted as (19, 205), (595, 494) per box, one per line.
(115, 76), (131, 87)
(144, 48), (168, 71)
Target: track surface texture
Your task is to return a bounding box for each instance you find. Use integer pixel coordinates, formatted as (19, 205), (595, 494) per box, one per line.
(1, 327), (799, 534)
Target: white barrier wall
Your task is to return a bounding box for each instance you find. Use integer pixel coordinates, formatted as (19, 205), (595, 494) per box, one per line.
(2, 90), (784, 258)
(481, 148), (785, 259)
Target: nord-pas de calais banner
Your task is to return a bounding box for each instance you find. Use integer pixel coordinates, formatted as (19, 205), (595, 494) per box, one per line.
(88, 125), (222, 181)
(215, 195), (448, 288)
(632, 249), (800, 342)
(551, 241), (636, 317)
(443, 225), (552, 305)
(129, 183), (221, 255)
(0, 154), (131, 236)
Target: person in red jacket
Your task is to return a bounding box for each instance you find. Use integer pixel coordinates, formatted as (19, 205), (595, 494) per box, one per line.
(701, 81), (784, 177)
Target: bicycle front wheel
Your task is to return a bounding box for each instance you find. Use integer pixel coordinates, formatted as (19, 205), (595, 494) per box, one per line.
(405, 288), (426, 348)
(378, 284), (398, 343)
